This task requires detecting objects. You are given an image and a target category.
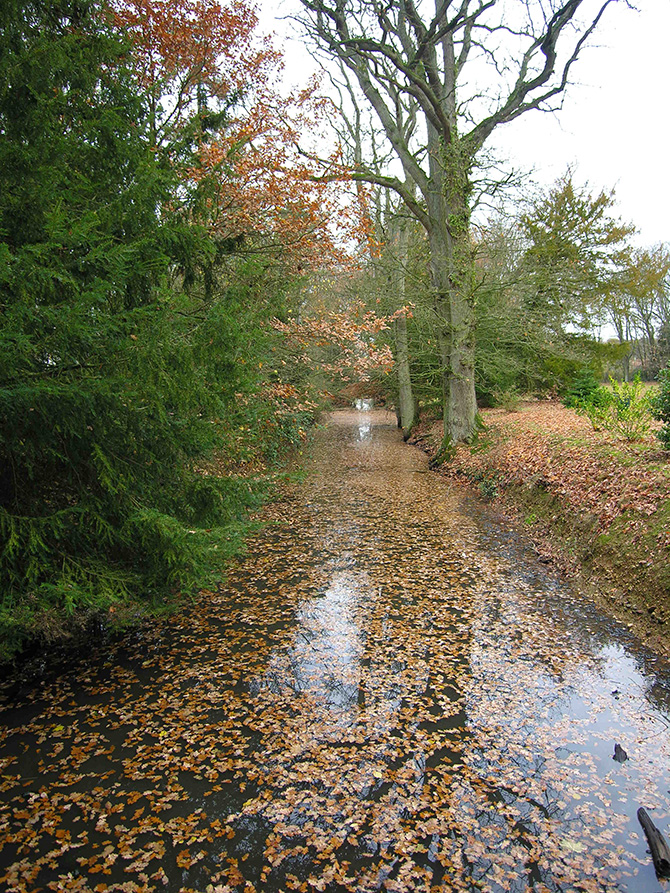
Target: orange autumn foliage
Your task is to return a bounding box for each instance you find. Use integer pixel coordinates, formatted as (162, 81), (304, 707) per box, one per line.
(111, 0), (368, 272)
(271, 301), (413, 383)
(110, 0), (275, 139)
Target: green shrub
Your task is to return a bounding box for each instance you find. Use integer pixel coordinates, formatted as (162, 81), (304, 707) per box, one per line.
(576, 376), (654, 442)
(563, 369), (603, 407)
(493, 389), (522, 412)
(576, 397), (610, 432)
(653, 365), (670, 449)
(478, 477), (499, 500)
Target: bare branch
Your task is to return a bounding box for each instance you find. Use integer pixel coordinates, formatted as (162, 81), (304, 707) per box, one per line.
(468, 0), (618, 150)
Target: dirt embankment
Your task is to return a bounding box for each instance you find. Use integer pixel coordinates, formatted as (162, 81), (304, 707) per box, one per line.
(410, 401), (670, 655)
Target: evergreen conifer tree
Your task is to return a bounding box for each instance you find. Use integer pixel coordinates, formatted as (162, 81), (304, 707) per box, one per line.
(0, 0), (255, 658)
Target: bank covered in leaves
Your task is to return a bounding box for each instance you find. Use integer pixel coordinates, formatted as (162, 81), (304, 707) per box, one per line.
(412, 401), (670, 652)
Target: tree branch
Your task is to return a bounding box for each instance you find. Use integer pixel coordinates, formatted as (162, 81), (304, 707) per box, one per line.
(468, 0), (617, 151)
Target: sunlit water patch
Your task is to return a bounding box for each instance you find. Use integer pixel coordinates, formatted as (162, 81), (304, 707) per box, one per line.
(356, 421), (372, 441)
(263, 571), (368, 718)
(354, 398), (375, 411)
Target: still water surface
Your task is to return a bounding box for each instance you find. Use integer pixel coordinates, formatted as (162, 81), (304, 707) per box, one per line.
(1, 410), (670, 892)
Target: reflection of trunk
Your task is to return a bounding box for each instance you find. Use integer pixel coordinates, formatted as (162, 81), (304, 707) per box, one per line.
(393, 215), (415, 438)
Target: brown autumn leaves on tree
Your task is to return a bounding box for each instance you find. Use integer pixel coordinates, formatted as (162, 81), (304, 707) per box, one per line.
(109, 0), (398, 391)
(295, 0), (629, 443)
(110, 0), (367, 273)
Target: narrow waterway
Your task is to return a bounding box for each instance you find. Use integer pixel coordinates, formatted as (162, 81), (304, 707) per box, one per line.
(2, 409), (670, 892)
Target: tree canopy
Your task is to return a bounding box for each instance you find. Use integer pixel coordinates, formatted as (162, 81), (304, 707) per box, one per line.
(0, 0), (368, 660)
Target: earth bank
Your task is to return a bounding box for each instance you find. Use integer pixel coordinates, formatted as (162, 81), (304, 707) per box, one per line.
(409, 400), (670, 657)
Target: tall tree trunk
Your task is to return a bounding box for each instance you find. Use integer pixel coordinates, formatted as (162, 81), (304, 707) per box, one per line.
(612, 316), (632, 382)
(431, 226), (477, 444)
(393, 215), (415, 438)
(395, 310), (415, 437)
(426, 130), (477, 445)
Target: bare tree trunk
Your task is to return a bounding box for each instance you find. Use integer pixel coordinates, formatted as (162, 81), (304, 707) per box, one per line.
(618, 322), (630, 383)
(395, 310), (414, 437)
(431, 227), (477, 443)
(426, 129), (477, 444)
(392, 214), (416, 437)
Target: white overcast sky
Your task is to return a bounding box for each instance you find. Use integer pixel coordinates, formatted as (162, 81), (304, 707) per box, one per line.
(260, 1), (670, 247)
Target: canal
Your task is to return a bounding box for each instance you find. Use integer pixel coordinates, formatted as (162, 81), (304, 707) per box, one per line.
(1, 409), (670, 892)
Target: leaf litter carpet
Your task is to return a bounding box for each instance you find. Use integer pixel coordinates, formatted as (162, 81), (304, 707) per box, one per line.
(2, 411), (670, 892)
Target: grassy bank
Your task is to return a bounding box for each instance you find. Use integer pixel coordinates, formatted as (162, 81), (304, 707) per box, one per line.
(411, 400), (670, 654)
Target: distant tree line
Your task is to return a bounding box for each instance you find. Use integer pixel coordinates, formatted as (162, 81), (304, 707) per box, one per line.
(343, 173), (669, 423)
(475, 175), (670, 396)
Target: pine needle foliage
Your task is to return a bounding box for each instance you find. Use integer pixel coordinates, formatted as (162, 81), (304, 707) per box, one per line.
(0, 1), (278, 660)
(653, 365), (670, 450)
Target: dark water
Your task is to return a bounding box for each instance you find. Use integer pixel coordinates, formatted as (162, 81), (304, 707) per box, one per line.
(2, 410), (670, 892)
